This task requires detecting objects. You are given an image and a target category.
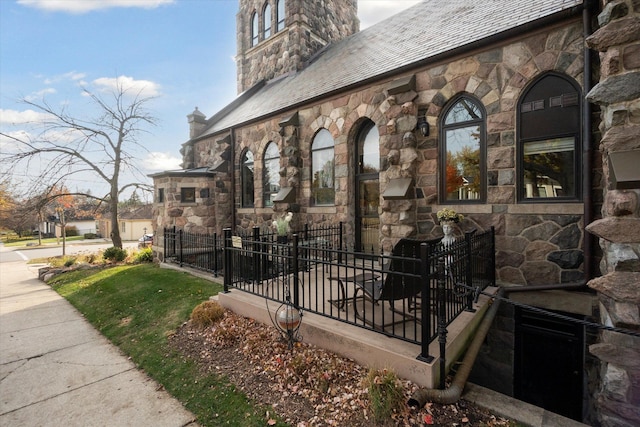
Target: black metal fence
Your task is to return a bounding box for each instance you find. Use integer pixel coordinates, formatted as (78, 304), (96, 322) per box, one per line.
(222, 227), (496, 361)
(163, 222), (344, 275)
(164, 227), (224, 274)
(162, 223), (495, 361)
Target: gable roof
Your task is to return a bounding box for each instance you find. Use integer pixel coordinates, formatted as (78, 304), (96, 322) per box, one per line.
(197, 0), (583, 139)
(120, 205), (153, 220)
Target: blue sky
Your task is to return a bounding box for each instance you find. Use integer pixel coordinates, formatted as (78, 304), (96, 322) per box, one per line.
(0, 0), (420, 201)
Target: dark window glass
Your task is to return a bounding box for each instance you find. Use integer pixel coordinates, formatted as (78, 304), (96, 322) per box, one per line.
(276, 0), (285, 31)
(251, 12), (258, 46)
(263, 3), (271, 39)
(181, 187), (196, 203)
(311, 129), (335, 205)
(263, 142), (279, 207)
(242, 150), (255, 207)
(518, 73), (581, 201)
(441, 96), (485, 202)
(157, 188), (164, 203)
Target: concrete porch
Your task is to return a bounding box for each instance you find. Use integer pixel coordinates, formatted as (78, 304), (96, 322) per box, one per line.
(216, 284), (500, 389)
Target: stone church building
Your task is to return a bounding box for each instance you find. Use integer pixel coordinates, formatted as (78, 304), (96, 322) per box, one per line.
(151, 1), (640, 425)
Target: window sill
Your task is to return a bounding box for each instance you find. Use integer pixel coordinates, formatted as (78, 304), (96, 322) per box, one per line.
(307, 206), (337, 214)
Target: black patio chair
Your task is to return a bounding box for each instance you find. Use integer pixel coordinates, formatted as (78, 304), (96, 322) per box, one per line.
(351, 238), (426, 329)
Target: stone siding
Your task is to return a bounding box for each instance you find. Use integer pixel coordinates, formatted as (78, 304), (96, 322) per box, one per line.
(152, 175), (216, 235)
(188, 19), (596, 286)
(584, 1), (640, 426)
(236, 0), (358, 93)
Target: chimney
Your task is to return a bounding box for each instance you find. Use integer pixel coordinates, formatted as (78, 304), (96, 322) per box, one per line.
(187, 107), (207, 139)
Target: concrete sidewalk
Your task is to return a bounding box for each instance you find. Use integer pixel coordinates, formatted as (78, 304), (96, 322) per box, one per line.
(0, 261), (198, 427)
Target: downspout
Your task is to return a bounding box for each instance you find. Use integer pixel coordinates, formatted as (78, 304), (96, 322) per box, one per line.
(230, 127), (236, 232)
(408, 288), (504, 406)
(582, 0), (594, 281)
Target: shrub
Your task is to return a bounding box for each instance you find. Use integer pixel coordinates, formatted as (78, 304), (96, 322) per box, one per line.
(103, 246), (127, 262)
(363, 368), (405, 423)
(63, 257), (77, 267)
(134, 247), (153, 263)
(190, 300), (225, 329)
(83, 233), (98, 239)
(65, 226), (79, 237)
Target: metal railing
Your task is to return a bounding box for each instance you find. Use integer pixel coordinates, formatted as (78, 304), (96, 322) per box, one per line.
(163, 222), (344, 275)
(164, 227), (224, 274)
(162, 223), (495, 360)
(222, 227), (496, 361)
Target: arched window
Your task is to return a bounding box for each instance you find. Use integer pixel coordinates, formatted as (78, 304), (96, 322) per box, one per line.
(355, 121), (380, 254)
(276, 0), (285, 32)
(241, 150), (254, 207)
(311, 129), (335, 205)
(518, 73), (581, 201)
(263, 142), (279, 207)
(263, 3), (271, 39)
(440, 95), (486, 202)
(251, 11), (258, 46)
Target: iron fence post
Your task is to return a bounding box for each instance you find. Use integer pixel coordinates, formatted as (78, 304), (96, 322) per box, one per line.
(292, 233), (300, 308)
(172, 225), (176, 257)
(213, 233), (219, 276)
(465, 230), (475, 312)
(223, 228), (232, 293)
(252, 226), (260, 282)
(338, 222), (343, 264)
(417, 242), (434, 363)
(490, 226), (496, 287)
(178, 229), (183, 267)
(163, 227), (167, 258)
(437, 258), (448, 389)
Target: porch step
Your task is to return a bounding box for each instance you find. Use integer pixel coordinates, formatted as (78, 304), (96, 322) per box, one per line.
(216, 287), (498, 389)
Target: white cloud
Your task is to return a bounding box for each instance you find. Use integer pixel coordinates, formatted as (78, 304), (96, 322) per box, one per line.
(17, 0), (174, 14)
(0, 130), (31, 152)
(358, 0), (422, 29)
(0, 109), (51, 125)
(92, 75), (161, 97)
(25, 87), (57, 102)
(43, 71), (86, 85)
(145, 152), (182, 171)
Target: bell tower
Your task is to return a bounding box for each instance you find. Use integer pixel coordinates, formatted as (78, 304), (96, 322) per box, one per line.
(236, 0), (359, 93)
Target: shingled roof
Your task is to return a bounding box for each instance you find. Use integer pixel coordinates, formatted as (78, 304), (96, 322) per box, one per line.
(197, 0), (583, 139)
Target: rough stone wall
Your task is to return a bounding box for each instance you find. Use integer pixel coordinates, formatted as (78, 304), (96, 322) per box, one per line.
(236, 0), (358, 93)
(414, 21), (591, 286)
(191, 19), (595, 284)
(151, 175), (216, 236)
(584, 1), (640, 425)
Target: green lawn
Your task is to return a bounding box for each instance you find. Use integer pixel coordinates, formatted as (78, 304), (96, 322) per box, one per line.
(48, 263), (287, 427)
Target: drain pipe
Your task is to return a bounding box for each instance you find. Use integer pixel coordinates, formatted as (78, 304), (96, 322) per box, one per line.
(408, 288), (504, 406)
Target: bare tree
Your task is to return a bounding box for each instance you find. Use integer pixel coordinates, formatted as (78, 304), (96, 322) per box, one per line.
(0, 83), (156, 248)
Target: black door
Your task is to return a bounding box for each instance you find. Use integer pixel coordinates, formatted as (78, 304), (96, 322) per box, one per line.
(514, 307), (584, 421)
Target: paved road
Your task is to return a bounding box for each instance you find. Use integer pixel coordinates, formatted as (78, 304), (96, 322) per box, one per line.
(0, 240), (138, 263)
(0, 255), (199, 426)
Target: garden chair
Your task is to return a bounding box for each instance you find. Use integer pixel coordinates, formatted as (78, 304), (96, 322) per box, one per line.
(350, 238), (426, 329)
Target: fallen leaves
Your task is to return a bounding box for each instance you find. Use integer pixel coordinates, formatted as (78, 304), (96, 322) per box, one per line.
(170, 309), (515, 426)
